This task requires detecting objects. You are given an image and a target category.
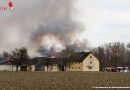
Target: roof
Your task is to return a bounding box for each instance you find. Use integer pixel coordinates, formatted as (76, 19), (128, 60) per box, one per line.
(32, 57), (48, 64)
(69, 52), (91, 62)
(48, 58), (65, 64)
(0, 60), (12, 65)
(32, 52), (92, 64)
(0, 52), (93, 65)
(32, 57), (63, 65)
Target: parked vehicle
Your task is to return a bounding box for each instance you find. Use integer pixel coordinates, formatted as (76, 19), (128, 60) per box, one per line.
(104, 67), (129, 72)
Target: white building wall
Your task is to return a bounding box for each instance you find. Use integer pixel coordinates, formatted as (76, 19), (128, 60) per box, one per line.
(31, 65), (35, 71)
(45, 66), (48, 71)
(0, 65), (20, 71)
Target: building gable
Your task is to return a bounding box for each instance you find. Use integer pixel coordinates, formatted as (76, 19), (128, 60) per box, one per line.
(83, 53), (99, 71)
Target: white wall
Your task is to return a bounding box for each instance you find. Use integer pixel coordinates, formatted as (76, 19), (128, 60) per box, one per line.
(45, 66), (48, 71)
(0, 65), (20, 71)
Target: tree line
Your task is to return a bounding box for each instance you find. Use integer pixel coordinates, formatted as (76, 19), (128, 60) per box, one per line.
(90, 42), (130, 71)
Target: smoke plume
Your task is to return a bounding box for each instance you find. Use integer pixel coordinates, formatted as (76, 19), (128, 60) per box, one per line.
(0, 0), (87, 56)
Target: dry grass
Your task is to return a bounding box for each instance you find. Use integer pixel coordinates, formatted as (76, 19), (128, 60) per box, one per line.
(0, 72), (129, 90)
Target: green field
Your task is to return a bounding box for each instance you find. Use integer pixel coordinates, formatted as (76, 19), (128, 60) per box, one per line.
(0, 72), (130, 90)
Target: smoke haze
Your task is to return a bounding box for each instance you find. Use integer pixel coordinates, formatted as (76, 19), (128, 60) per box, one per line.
(0, 0), (87, 56)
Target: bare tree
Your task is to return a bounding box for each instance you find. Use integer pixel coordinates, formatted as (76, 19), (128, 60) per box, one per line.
(11, 47), (29, 72)
(60, 45), (76, 71)
(91, 42), (128, 70)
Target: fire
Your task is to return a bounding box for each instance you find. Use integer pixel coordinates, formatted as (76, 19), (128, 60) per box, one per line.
(49, 56), (56, 59)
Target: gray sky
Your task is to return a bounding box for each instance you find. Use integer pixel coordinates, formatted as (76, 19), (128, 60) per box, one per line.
(0, 0), (130, 54)
(77, 0), (130, 47)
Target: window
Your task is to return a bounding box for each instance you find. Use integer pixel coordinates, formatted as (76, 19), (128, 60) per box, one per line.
(55, 68), (57, 70)
(72, 67), (74, 69)
(90, 56), (92, 58)
(75, 67), (77, 69)
(78, 67), (80, 69)
(90, 60), (93, 64)
(90, 61), (92, 64)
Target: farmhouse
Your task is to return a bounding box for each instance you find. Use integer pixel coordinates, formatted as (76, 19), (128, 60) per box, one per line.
(65, 52), (100, 71)
(33, 52), (100, 72)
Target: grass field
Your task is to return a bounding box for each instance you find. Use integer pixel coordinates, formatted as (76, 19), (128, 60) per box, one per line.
(0, 72), (130, 90)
